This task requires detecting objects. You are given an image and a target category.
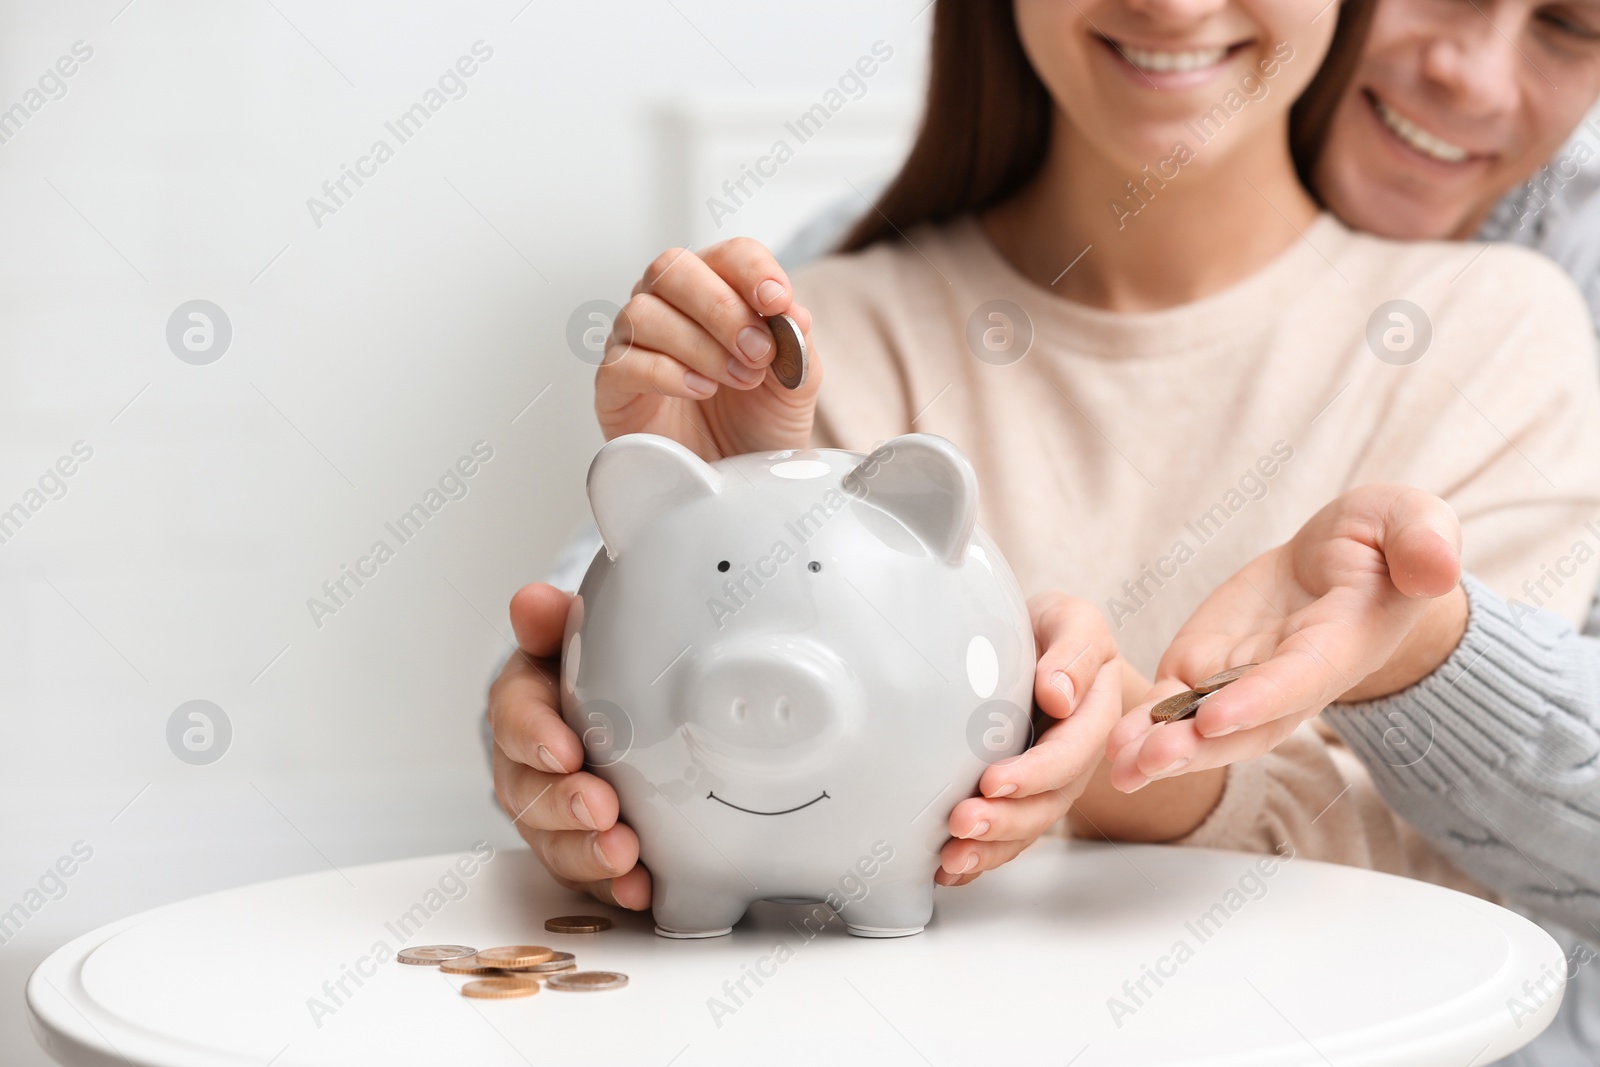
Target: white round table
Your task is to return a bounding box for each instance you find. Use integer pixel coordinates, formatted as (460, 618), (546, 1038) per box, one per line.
(27, 840), (1563, 1066)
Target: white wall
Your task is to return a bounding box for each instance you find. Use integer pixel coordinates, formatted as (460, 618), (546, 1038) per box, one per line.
(0, 1), (927, 1060)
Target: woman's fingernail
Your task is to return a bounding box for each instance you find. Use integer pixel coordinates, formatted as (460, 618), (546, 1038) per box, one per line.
(1122, 776), (1150, 794)
(755, 279), (785, 308)
(725, 354), (761, 384)
(591, 833), (615, 873)
(985, 782), (1018, 799)
(958, 852), (980, 874)
(736, 325), (772, 363)
(1050, 670), (1076, 709)
(683, 370), (717, 397)
(1206, 723), (1243, 738)
(536, 745), (565, 774)
(962, 820), (990, 840)
(1150, 757), (1191, 780)
(571, 792), (598, 830)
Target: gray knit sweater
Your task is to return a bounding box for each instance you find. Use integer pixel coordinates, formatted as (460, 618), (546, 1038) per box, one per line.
(1326, 575), (1600, 1063)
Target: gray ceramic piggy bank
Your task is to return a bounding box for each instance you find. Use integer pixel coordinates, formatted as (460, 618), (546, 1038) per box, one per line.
(560, 432), (1034, 938)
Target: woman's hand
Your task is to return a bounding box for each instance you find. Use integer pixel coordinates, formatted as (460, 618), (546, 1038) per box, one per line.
(597, 238), (821, 460)
(938, 593), (1123, 885)
(1106, 485), (1466, 792)
(489, 582), (651, 909)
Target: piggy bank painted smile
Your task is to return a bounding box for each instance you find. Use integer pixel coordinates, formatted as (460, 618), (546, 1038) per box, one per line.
(561, 433), (1034, 938)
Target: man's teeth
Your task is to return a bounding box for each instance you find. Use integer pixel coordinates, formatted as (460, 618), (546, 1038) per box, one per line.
(1120, 45), (1228, 73)
(1374, 98), (1468, 163)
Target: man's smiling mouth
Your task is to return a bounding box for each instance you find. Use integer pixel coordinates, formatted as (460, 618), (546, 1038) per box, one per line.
(706, 791), (830, 816)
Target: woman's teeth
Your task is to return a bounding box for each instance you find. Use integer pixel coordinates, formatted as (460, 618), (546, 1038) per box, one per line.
(1120, 44), (1228, 73)
(1374, 98), (1468, 163)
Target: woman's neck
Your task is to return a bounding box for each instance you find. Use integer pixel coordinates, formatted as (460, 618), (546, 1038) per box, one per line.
(983, 112), (1322, 312)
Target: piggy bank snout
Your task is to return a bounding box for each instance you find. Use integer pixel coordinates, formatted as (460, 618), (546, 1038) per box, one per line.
(683, 643), (854, 754)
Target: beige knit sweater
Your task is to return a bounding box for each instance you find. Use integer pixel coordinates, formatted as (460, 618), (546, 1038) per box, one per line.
(800, 213), (1600, 885)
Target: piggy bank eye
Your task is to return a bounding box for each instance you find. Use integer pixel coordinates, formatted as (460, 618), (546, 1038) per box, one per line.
(808, 561), (822, 573)
(717, 560), (730, 572)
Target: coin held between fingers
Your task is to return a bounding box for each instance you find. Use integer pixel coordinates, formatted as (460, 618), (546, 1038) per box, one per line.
(766, 313), (808, 390)
(1150, 664), (1260, 724)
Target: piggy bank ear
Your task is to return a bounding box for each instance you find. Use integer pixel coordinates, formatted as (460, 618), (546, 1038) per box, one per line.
(844, 434), (977, 565)
(588, 434), (724, 559)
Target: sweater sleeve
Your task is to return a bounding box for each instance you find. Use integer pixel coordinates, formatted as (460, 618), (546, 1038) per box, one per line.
(1323, 572), (1600, 934)
(1169, 721), (1496, 902)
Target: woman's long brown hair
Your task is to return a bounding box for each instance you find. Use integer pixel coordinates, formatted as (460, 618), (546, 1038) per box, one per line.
(837, 0), (1376, 253)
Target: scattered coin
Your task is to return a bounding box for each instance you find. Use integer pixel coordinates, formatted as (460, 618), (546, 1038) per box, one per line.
(546, 970), (629, 992)
(545, 916), (613, 934)
(490, 969), (548, 985)
(495, 965), (575, 982)
(1193, 663), (1260, 694)
(397, 945), (476, 965)
(460, 978), (540, 1000)
(475, 945), (555, 968)
(439, 956), (499, 975)
(522, 951), (577, 972)
(766, 313), (808, 390)
(1150, 689), (1203, 724)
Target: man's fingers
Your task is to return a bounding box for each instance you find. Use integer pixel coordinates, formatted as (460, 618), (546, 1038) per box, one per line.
(493, 747), (619, 832)
(1109, 713), (1307, 791)
(487, 657), (583, 774)
(1380, 488), (1461, 598)
(528, 822), (641, 885)
(1191, 630), (1365, 738)
(508, 583), (572, 659)
(599, 864), (653, 911)
(1107, 675), (1192, 759)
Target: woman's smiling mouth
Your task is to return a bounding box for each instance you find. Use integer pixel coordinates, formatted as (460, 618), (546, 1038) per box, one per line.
(1100, 35), (1250, 87)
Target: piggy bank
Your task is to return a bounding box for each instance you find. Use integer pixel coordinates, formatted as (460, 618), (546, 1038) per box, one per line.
(560, 432), (1034, 938)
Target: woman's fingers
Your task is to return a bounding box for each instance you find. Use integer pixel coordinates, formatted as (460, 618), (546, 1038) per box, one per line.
(596, 342), (726, 406)
(1027, 593), (1117, 719)
(978, 593), (1120, 799)
(978, 656), (1122, 801)
(937, 833), (1035, 881)
(699, 236), (803, 320)
(944, 593), (1123, 887)
(611, 293), (768, 390)
(640, 240), (792, 372)
(947, 788), (1074, 848)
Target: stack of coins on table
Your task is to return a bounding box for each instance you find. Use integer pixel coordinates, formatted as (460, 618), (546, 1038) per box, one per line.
(397, 915), (629, 1000)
